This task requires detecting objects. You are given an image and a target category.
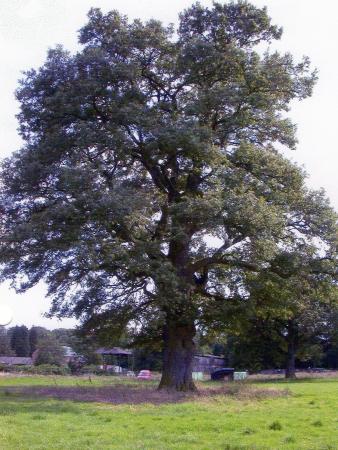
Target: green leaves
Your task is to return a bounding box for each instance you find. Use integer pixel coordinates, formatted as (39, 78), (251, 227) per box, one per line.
(178, 1), (282, 47)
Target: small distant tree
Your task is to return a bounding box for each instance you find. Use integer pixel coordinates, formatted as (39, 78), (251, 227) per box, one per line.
(10, 325), (30, 357)
(322, 308), (338, 369)
(34, 335), (65, 366)
(245, 249), (338, 378)
(29, 326), (49, 356)
(0, 326), (14, 356)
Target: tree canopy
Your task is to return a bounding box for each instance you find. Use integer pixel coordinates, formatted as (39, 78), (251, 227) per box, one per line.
(34, 334), (65, 366)
(0, 326), (14, 356)
(244, 246), (337, 378)
(9, 326), (30, 357)
(0, 2), (337, 390)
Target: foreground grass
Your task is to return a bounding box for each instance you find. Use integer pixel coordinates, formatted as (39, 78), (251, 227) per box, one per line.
(0, 375), (337, 449)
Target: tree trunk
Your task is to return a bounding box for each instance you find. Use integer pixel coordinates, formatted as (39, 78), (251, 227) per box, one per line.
(158, 321), (197, 391)
(285, 335), (297, 379)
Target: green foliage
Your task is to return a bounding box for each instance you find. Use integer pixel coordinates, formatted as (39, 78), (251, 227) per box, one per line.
(0, 364), (33, 374)
(244, 248), (338, 375)
(9, 326), (30, 357)
(65, 331), (103, 365)
(33, 364), (70, 375)
(322, 309), (338, 369)
(28, 327), (39, 356)
(50, 328), (76, 346)
(269, 420), (282, 431)
(28, 326), (49, 356)
(0, 364), (70, 375)
(133, 347), (163, 371)
(34, 335), (65, 366)
(0, 327), (14, 356)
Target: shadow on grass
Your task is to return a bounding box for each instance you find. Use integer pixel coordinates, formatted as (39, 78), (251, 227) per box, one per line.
(0, 382), (289, 408)
(0, 385), (192, 407)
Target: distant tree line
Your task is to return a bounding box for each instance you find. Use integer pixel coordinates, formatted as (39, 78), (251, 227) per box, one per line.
(0, 325), (104, 367)
(196, 305), (338, 373)
(1, 315), (337, 373)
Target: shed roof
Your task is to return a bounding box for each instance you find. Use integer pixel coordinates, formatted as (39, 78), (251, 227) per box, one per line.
(95, 347), (132, 356)
(0, 356), (33, 365)
(195, 354), (224, 359)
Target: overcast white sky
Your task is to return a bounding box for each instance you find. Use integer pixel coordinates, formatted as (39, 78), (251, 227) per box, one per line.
(0, 0), (337, 329)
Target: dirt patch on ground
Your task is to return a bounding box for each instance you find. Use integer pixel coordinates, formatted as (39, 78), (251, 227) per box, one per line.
(2, 384), (289, 405)
(200, 384), (290, 400)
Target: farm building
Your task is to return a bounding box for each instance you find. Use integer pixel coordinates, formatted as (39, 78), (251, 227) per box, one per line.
(0, 356), (33, 366)
(95, 347), (133, 370)
(193, 354), (225, 374)
(94, 348), (224, 375)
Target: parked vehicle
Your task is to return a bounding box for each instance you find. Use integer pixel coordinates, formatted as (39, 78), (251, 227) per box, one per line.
(211, 368), (235, 381)
(137, 369), (152, 380)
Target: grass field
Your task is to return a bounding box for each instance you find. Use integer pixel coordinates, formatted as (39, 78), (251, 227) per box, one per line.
(0, 374), (337, 449)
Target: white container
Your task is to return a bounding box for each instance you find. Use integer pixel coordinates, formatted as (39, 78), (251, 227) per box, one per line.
(192, 372), (204, 381)
(233, 371), (248, 381)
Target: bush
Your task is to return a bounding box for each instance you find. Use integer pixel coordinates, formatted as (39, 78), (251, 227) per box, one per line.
(34, 336), (66, 366)
(68, 358), (85, 375)
(0, 364), (70, 375)
(0, 364), (34, 373)
(77, 365), (112, 376)
(269, 421), (282, 431)
(33, 364), (70, 375)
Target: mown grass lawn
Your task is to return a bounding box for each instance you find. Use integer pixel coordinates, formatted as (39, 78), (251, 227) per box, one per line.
(0, 375), (337, 450)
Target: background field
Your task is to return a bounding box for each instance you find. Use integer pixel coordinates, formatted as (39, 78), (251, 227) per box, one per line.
(0, 374), (337, 450)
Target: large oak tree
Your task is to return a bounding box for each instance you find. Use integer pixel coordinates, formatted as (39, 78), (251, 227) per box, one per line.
(0, 2), (337, 390)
